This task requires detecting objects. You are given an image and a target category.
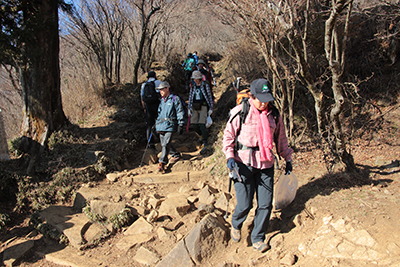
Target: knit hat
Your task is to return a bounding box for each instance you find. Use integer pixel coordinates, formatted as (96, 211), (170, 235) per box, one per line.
(147, 71), (156, 78)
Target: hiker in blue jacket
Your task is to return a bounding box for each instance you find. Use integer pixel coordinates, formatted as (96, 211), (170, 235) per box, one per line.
(155, 81), (185, 173)
(182, 53), (196, 91)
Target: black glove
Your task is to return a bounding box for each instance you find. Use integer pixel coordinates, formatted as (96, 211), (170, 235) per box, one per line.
(227, 158), (235, 171)
(285, 161), (293, 174)
(177, 124), (183, 135)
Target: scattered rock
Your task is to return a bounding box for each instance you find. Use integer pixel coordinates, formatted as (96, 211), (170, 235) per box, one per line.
(214, 193), (230, 211)
(155, 239), (195, 267)
(187, 196), (198, 203)
(90, 200), (126, 219)
(387, 242), (400, 255)
(179, 184), (193, 193)
(185, 214), (228, 265)
(148, 197), (163, 209)
(280, 252), (296, 266)
(125, 217), (153, 235)
(2, 238), (34, 267)
(147, 210), (159, 223)
(198, 185), (215, 205)
(343, 229), (376, 248)
(270, 234), (284, 249)
(124, 191), (140, 200)
(157, 227), (175, 242)
(158, 197), (191, 218)
(134, 247), (160, 266)
(38, 246), (103, 266)
(106, 173), (119, 183)
(116, 233), (153, 252)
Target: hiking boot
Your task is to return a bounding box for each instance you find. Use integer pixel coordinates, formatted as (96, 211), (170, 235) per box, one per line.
(200, 146), (208, 154)
(156, 162), (165, 173)
(231, 228), (241, 242)
(199, 142), (208, 155)
(170, 156), (181, 164)
(252, 241), (270, 253)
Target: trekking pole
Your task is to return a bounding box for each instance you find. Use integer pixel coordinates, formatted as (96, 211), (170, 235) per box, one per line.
(186, 114), (191, 132)
(236, 77), (242, 90)
(224, 171), (234, 220)
(139, 132), (153, 167)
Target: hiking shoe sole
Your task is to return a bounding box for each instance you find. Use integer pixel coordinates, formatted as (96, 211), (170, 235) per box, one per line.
(231, 228), (241, 242)
(252, 241), (270, 253)
(170, 156), (181, 164)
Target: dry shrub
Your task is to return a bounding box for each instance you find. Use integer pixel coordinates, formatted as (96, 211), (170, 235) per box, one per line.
(216, 38), (266, 87)
(0, 67), (23, 140)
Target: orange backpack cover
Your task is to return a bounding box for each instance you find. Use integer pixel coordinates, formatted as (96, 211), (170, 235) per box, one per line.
(236, 89), (250, 105)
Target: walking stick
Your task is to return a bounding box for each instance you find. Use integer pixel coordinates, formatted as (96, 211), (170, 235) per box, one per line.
(186, 114), (191, 132)
(224, 171), (234, 220)
(139, 132), (153, 167)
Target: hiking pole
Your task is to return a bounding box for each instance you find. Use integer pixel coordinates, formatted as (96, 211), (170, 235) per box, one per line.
(139, 132), (153, 167)
(224, 171), (234, 220)
(236, 77), (242, 90)
(186, 114), (191, 132)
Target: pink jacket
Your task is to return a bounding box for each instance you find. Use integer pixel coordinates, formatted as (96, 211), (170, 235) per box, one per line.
(223, 103), (293, 169)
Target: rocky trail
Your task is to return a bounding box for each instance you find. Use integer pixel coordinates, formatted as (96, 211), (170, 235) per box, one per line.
(1, 95), (400, 267)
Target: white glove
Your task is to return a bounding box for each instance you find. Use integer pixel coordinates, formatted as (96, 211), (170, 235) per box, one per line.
(188, 109), (192, 116)
(208, 110), (213, 116)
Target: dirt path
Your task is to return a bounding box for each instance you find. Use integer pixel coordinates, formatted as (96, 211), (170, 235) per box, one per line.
(2, 127), (400, 266)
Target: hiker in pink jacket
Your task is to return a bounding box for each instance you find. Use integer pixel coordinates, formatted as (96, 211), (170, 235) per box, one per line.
(223, 78), (293, 253)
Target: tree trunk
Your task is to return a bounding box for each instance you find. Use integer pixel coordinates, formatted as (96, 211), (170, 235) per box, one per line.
(132, 6), (160, 86)
(20, 0), (68, 172)
(325, 0), (356, 171)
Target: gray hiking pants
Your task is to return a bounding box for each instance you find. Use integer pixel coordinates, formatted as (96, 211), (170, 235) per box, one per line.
(231, 161), (274, 244)
(158, 131), (180, 164)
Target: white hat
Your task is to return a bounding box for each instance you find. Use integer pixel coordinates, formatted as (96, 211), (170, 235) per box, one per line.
(191, 70), (203, 80)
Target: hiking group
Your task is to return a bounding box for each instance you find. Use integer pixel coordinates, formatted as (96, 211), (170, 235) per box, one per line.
(141, 60), (294, 254)
(141, 54), (214, 173)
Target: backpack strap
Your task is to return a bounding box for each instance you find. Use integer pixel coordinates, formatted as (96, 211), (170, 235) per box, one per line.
(228, 98), (250, 154)
(269, 102), (282, 161)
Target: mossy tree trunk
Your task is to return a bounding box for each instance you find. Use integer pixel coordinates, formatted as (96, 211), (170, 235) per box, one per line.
(19, 0), (68, 173)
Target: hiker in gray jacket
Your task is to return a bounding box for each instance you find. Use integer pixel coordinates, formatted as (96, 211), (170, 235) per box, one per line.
(155, 81), (185, 173)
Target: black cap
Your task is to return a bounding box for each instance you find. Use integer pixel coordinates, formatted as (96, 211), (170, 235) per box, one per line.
(147, 71), (156, 78)
(250, 78), (275, 103)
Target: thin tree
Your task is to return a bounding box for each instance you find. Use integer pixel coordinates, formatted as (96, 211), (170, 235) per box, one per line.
(126, 0), (160, 86)
(212, 0), (357, 170)
(65, 0), (127, 87)
(324, 0), (356, 170)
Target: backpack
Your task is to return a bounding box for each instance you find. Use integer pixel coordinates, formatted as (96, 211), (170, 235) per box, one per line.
(142, 81), (160, 104)
(236, 89), (250, 105)
(172, 94), (188, 124)
(184, 58), (195, 71)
